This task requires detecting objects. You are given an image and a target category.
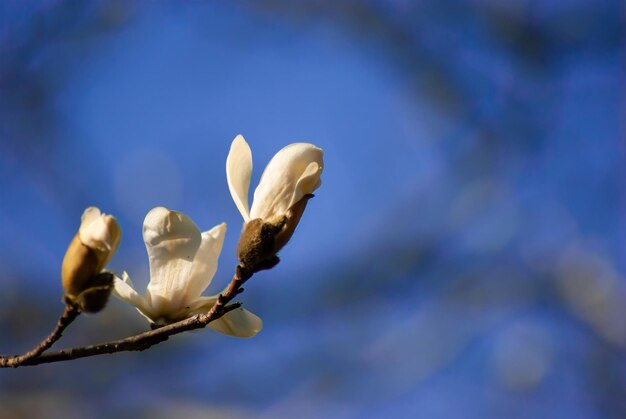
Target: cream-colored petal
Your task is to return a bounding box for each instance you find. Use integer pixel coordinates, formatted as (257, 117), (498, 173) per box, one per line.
(111, 272), (153, 319)
(78, 207), (121, 268)
(208, 307), (263, 338)
(250, 143), (323, 220)
(183, 223), (227, 302)
(226, 135), (252, 222)
(185, 295), (218, 314)
(143, 207), (202, 316)
(80, 207), (102, 227)
(141, 294), (262, 336)
(290, 161), (322, 209)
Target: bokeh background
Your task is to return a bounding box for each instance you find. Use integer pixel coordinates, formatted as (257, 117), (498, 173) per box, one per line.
(1, 1), (625, 418)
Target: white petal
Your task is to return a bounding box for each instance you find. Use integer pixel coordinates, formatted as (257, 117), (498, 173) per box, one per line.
(80, 207), (102, 227)
(291, 161), (322, 209)
(111, 272), (153, 319)
(183, 223), (227, 302)
(250, 143), (323, 220)
(185, 295), (218, 313)
(186, 296), (262, 337)
(208, 307), (263, 338)
(226, 135), (252, 222)
(143, 207), (202, 316)
(78, 207), (121, 260)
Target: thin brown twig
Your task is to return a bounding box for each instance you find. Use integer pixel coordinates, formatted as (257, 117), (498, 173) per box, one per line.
(0, 265), (254, 368)
(0, 303), (81, 368)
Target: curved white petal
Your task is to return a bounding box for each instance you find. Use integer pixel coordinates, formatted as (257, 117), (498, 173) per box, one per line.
(290, 161), (322, 209)
(112, 272), (153, 318)
(143, 207), (202, 316)
(250, 143), (323, 220)
(226, 135), (252, 222)
(183, 223), (227, 301)
(185, 296), (262, 337)
(208, 307), (263, 338)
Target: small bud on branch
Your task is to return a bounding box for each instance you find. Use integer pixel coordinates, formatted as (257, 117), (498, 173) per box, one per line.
(61, 207), (121, 312)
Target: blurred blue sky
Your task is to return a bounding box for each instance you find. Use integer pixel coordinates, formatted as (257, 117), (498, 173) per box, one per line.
(0, 1), (625, 418)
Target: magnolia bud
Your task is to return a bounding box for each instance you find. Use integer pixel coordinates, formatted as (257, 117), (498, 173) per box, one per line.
(73, 272), (114, 313)
(61, 207), (121, 312)
(236, 194), (313, 272)
(237, 219), (283, 271)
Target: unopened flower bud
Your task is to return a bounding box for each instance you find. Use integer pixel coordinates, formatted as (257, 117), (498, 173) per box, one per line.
(61, 207), (121, 312)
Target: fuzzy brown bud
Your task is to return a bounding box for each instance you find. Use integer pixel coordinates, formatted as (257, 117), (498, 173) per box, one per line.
(236, 194), (313, 272)
(72, 272), (114, 313)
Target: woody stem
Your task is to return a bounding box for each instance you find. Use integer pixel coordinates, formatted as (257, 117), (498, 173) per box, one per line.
(0, 264), (253, 368)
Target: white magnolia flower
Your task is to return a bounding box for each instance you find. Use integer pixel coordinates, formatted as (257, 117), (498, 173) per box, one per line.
(226, 134), (324, 225)
(112, 207), (262, 338)
(62, 207), (121, 300)
(226, 135), (323, 269)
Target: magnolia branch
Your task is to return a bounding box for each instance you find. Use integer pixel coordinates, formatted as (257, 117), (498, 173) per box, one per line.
(0, 138), (321, 369)
(0, 266), (253, 368)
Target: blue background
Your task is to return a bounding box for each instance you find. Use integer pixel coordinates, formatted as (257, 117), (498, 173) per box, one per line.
(1, 1), (625, 418)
